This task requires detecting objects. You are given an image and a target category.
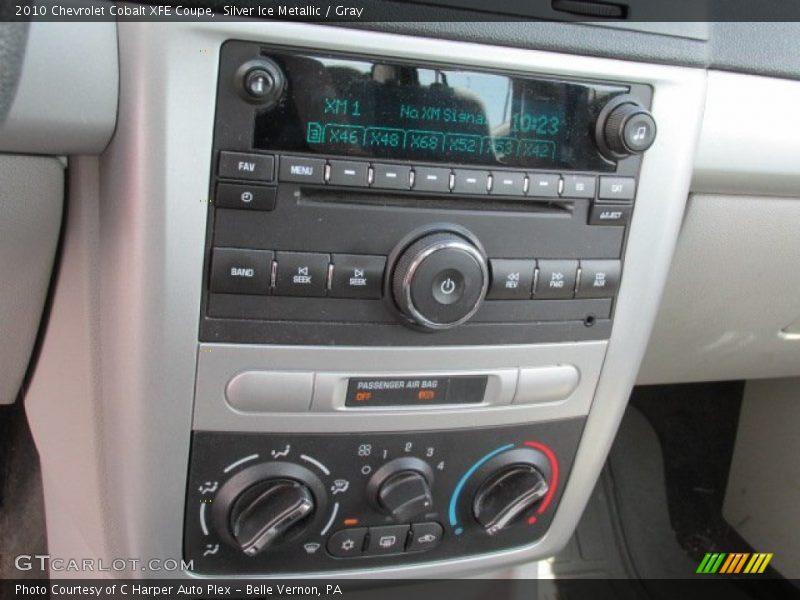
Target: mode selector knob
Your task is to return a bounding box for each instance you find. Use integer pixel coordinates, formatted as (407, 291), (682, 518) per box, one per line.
(596, 95), (657, 159)
(391, 231), (489, 331)
(367, 458), (435, 522)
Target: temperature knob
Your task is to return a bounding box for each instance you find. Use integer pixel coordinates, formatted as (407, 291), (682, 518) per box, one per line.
(367, 457), (435, 522)
(211, 463), (327, 556)
(470, 448), (552, 535)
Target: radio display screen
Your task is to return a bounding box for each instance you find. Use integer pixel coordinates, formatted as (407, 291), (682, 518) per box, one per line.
(253, 52), (627, 171)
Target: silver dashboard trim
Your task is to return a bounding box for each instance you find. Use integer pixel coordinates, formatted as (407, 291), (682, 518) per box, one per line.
(24, 20), (706, 580)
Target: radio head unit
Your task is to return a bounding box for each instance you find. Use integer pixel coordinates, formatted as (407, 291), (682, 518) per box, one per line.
(201, 41), (656, 346)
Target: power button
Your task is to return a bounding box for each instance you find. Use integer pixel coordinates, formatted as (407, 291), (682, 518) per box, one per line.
(432, 270), (465, 305)
(392, 232), (489, 330)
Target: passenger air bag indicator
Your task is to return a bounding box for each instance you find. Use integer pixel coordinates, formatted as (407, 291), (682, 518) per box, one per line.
(345, 376), (487, 407)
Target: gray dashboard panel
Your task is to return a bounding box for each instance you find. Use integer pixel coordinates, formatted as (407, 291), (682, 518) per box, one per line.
(0, 155), (63, 404)
(0, 23), (28, 122)
(0, 22), (118, 154)
(638, 193), (800, 385)
(23, 21), (705, 579)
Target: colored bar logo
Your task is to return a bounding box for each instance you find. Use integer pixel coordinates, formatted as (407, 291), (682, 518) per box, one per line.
(696, 552), (773, 574)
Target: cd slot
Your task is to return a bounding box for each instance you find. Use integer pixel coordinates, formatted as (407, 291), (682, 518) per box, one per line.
(298, 188), (575, 215)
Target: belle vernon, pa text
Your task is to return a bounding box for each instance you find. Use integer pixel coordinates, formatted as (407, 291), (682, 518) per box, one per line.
(17, 584), (344, 597)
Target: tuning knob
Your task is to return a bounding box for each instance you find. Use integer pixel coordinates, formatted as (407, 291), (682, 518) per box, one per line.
(212, 463), (326, 556)
(470, 448), (552, 535)
(391, 231), (488, 331)
(596, 95), (657, 159)
(367, 457), (434, 522)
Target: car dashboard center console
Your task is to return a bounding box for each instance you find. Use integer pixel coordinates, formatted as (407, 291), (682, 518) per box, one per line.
(25, 21), (706, 580)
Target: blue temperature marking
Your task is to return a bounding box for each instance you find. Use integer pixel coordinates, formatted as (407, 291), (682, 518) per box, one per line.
(449, 443), (515, 534)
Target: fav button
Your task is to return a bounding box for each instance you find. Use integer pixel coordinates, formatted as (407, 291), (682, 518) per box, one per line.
(209, 248), (273, 295)
(274, 252), (330, 297)
(535, 260), (578, 299)
(218, 151), (274, 182)
(327, 528), (367, 558)
(330, 254), (386, 299)
(407, 522), (443, 553)
(365, 525), (409, 556)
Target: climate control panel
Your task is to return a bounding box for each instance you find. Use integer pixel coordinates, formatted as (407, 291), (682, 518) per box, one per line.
(184, 420), (582, 574)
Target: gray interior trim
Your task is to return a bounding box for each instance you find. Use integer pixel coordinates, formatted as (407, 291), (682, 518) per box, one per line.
(194, 343), (604, 432)
(724, 378), (800, 579)
(0, 155), (63, 404)
(693, 70), (800, 197)
(638, 194), (800, 385)
(24, 22), (705, 578)
(0, 23), (28, 122)
(0, 22), (118, 155)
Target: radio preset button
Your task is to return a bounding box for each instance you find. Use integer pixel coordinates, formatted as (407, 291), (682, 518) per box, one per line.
(218, 151), (275, 182)
(328, 160), (369, 187)
(278, 156), (326, 184)
(215, 183), (276, 211)
(561, 175), (597, 199)
(598, 176), (636, 202)
(589, 203), (632, 226)
(372, 163), (412, 190)
(489, 171), (526, 196)
(210, 248), (273, 295)
(452, 169), (490, 195)
(274, 252), (330, 297)
(535, 260), (578, 299)
(527, 173), (560, 198)
(576, 260), (621, 298)
(488, 259), (536, 300)
(330, 254), (385, 299)
(412, 167), (451, 193)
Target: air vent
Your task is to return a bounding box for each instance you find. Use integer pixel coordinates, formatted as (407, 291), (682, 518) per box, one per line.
(551, 0), (628, 18)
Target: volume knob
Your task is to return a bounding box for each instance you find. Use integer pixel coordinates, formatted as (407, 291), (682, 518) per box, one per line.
(597, 95), (657, 159)
(391, 231), (488, 331)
